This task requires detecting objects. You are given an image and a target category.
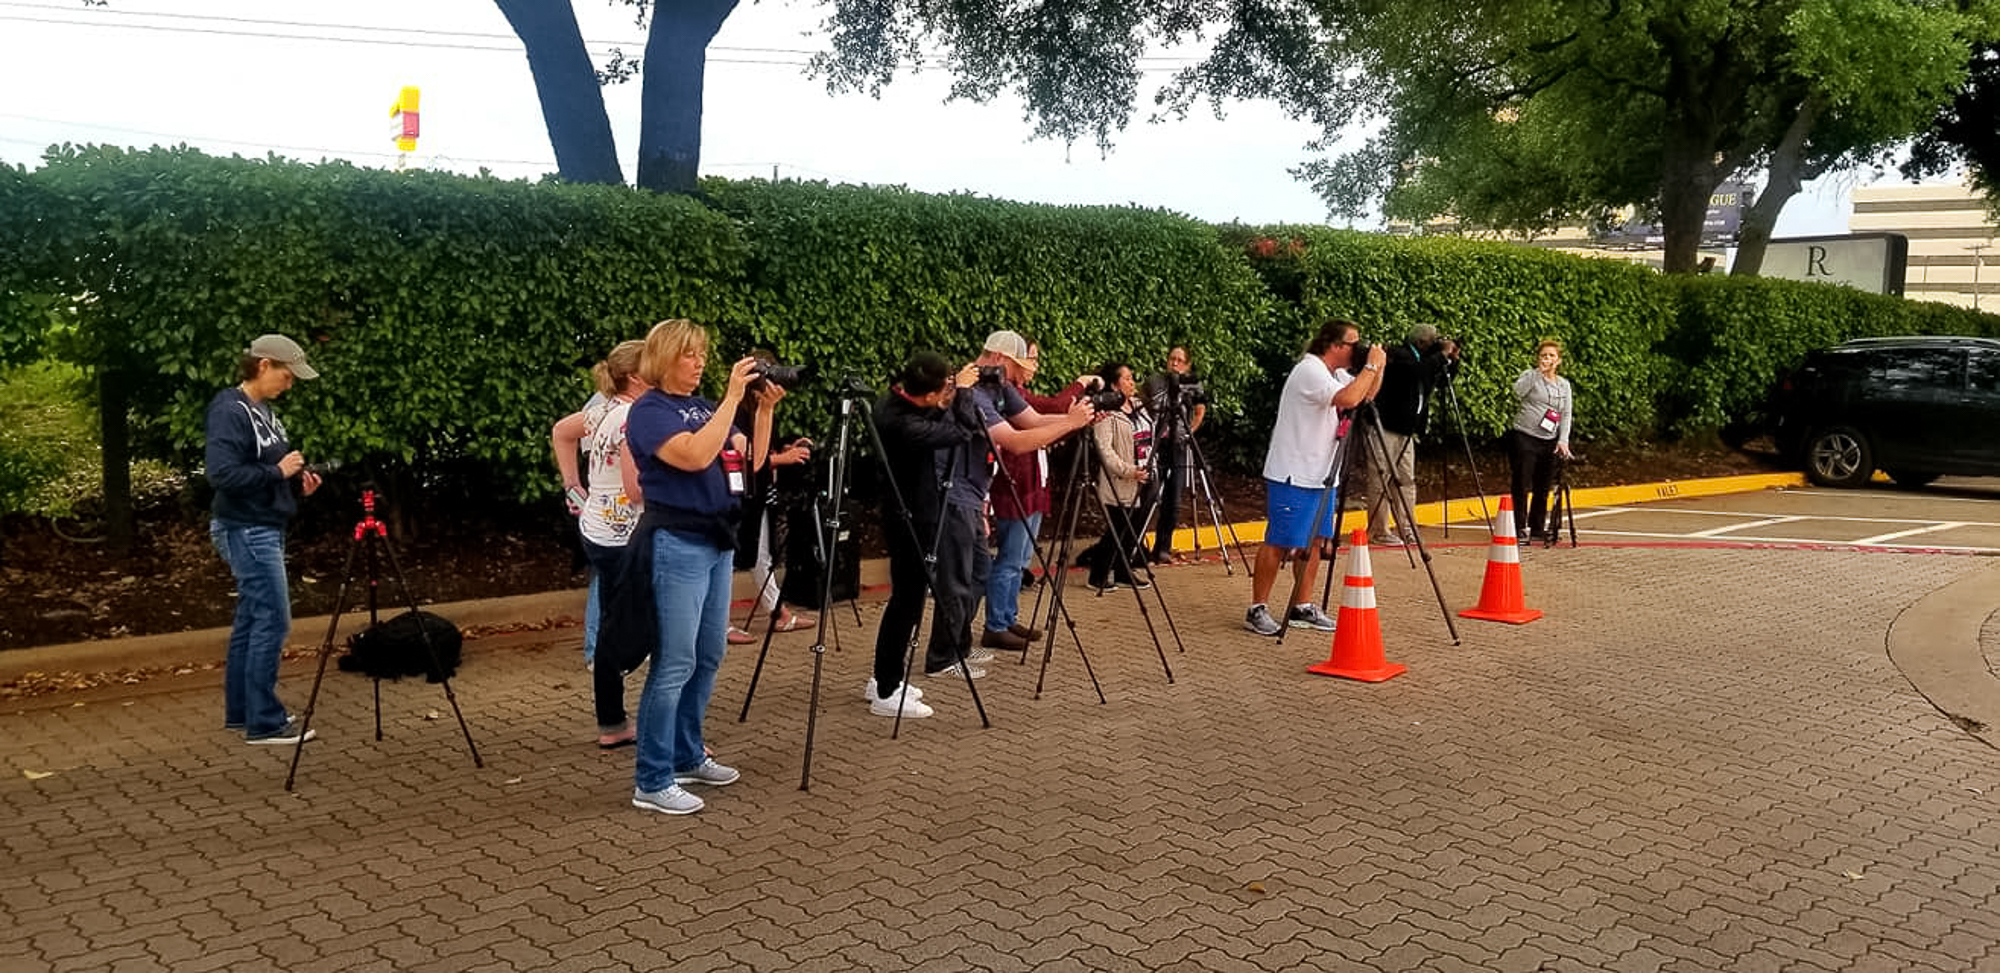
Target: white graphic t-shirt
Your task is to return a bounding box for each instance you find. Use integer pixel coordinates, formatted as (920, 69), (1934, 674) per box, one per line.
(579, 397), (640, 547)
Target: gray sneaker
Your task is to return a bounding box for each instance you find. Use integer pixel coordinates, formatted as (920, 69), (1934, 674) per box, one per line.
(925, 661), (987, 680)
(246, 719), (318, 746)
(633, 784), (704, 815)
(1287, 603), (1338, 632)
(1244, 604), (1282, 636)
(673, 758), (740, 787)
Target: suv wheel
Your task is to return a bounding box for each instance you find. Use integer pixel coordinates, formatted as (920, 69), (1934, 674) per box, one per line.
(1887, 469), (1940, 489)
(1806, 427), (1873, 487)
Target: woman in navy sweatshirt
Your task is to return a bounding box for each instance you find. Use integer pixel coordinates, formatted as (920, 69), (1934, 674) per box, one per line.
(204, 334), (322, 746)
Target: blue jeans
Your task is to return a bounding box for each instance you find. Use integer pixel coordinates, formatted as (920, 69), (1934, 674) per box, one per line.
(210, 521), (293, 737)
(582, 572), (600, 666)
(984, 513), (1041, 633)
(634, 529), (732, 793)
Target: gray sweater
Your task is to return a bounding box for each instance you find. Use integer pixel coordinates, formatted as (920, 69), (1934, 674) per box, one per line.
(1511, 370), (1573, 445)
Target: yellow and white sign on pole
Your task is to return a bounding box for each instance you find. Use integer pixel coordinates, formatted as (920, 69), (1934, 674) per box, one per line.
(390, 86), (420, 169)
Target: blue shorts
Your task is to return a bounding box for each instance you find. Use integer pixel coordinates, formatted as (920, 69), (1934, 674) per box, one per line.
(1264, 479), (1339, 549)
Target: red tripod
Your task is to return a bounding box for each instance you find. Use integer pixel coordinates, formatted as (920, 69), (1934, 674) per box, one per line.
(284, 489), (483, 790)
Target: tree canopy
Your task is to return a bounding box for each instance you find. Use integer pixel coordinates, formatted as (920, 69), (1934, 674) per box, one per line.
(1302, 0), (1998, 274)
(495, 0), (1339, 195)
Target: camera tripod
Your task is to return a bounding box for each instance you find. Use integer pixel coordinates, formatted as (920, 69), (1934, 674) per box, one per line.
(284, 488), (482, 791)
(1541, 452), (1580, 548)
(734, 378), (991, 790)
(1142, 398), (1251, 574)
(1433, 366), (1493, 539)
(1346, 404), (1461, 642)
(1029, 415), (1182, 697)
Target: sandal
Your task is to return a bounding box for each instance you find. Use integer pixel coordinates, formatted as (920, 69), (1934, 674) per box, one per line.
(774, 611), (816, 632)
(726, 626), (754, 645)
(597, 726), (636, 750)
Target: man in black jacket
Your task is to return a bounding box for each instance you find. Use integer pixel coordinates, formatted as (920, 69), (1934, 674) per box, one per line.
(866, 352), (976, 719)
(1365, 324), (1458, 546)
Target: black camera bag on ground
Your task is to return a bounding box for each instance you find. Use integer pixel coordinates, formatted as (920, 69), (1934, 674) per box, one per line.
(339, 610), (462, 683)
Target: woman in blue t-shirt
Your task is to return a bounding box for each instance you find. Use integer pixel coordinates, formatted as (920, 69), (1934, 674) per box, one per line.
(619, 319), (776, 816)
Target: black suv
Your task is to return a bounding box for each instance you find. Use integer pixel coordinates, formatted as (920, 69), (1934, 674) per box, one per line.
(1770, 335), (2000, 487)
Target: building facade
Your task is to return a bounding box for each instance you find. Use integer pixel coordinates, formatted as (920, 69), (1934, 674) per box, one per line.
(1849, 182), (1999, 310)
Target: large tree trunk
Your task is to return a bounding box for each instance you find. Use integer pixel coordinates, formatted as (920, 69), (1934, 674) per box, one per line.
(636, 0), (739, 195)
(1731, 97), (1823, 277)
(494, 0), (624, 185)
(1656, 140), (1721, 275)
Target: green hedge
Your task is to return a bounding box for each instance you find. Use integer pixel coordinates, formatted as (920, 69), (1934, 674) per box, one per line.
(5, 146), (751, 503)
(1228, 225), (2000, 446)
(702, 178), (1275, 454)
(1226, 227), (1674, 446)
(4, 147), (1999, 523)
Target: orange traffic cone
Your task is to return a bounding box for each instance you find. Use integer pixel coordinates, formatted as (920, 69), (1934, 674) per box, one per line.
(1458, 496), (1543, 624)
(1308, 531), (1407, 682)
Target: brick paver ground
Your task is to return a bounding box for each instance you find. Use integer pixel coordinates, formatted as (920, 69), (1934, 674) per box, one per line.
(4, 542), (1999, 972)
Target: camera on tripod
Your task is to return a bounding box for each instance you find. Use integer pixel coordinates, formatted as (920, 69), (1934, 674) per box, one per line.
(750, 361), (810, 390)
(1168, 372), (1207, 405)
(1086, 388), (1126, 412)
(1348, 339), (1374, 374)
(975, 364), (1008, 386)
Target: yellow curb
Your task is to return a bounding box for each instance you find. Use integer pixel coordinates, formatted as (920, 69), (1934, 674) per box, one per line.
(1165, 471), (1806, 548)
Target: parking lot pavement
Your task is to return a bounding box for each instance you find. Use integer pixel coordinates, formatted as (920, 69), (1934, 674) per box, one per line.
(5, 540), (2000, 972)
(1537, 479), (2000, 553)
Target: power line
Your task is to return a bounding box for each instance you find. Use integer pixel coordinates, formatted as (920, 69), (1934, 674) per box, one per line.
(0, 12), (814, 65)
(0, 2), (1200, 67)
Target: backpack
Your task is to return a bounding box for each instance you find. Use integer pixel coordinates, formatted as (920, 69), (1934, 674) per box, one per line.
(339, 610), (463, 683)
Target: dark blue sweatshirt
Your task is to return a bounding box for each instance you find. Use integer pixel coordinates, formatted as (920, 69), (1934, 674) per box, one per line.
(205, 387), (298, 527)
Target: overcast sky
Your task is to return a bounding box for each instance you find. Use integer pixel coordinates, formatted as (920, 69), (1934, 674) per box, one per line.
(0, 0), (1870, 234)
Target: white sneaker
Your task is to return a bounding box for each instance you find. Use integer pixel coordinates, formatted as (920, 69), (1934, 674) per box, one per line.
(868, 692), (934, 718)
(966, 648), (997, 664)
(862, 678), (924, 703)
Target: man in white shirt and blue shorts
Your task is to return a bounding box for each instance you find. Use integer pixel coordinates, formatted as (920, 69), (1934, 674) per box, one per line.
(1245, 319), (1386, 636)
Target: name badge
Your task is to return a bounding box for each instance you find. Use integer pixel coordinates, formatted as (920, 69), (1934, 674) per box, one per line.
(720, 448), (747, 496)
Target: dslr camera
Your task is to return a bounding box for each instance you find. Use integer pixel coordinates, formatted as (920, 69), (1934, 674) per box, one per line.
(1348, 338), (1374, 376)
(975, 364), (1008, 386)
(1086, 388), (1127, 412)
(1168, 371), (1207, 405)
(750, 361), (810, 390)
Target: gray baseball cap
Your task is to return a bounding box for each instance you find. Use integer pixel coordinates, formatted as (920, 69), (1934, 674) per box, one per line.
(247, 334), (320, 379)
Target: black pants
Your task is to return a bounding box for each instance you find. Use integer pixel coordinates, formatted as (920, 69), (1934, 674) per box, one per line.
(582, 539), (634, 731)
(924, 502), (990, 673)
(1150, 441), (1186, 557)
(1084, 505), (1143, 585)
(1508, 429), (1558, 538)
(872, 517), (937, 696)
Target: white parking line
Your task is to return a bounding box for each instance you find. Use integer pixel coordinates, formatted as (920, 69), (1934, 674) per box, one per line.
(1686, 515), (1803, 538)
(1567, 527), (2000, 553)
(1852, 523), (1970, 545)
(1594, 506), (2000, 528)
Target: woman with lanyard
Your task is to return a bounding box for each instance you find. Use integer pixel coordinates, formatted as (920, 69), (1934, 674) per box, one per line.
(1083, 361), (1152, 592)
(1508, 339), (1574, 545)
(619, 319), (776, 816)
(551, 339), (648, 749)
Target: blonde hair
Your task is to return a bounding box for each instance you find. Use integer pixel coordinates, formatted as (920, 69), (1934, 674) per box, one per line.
(592, 339), (646, 397)
(637, 319), (708, 388)
(1535, 339), (1563, 356)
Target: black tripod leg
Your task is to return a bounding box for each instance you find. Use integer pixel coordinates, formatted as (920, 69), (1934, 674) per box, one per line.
(284, 536), (360, 791)
(1034, 441), (1109, 702)
(373, 531), (483, 768)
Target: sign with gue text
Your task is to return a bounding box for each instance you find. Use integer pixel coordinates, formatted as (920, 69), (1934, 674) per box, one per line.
(1758, 233), (1909, 296)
